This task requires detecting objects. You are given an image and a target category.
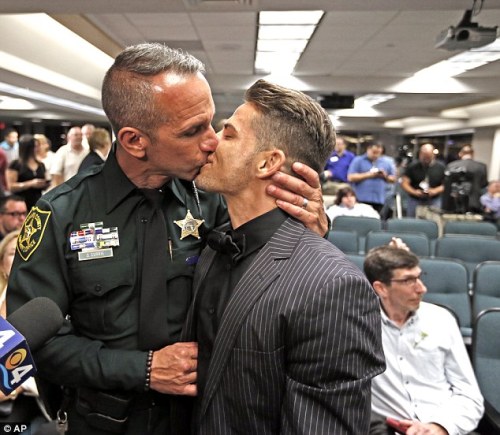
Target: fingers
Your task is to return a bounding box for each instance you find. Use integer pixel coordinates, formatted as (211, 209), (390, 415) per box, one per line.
(150, 342), (199, 395)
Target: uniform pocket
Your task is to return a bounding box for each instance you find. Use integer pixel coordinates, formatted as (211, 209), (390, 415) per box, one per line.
(69, 258), (135, 338)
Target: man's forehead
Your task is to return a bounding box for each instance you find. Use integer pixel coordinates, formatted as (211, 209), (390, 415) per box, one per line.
(392, 266), (421, 277)
(5, 200), (26, 210)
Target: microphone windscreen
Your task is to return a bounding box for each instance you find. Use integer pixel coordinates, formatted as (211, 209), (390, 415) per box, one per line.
(7, 297), (64, 352)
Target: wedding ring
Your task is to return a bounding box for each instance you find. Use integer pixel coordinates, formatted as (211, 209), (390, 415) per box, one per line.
(302, 197), (309, 209)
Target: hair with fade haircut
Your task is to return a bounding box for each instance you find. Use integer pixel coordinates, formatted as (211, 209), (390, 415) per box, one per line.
(244, 79), (335, 175)
(363, 246), (419, 286)
(102, 43), (205, 140)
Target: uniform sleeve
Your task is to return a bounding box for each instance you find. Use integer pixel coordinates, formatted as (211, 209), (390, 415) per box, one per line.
(7, 199), (148, 392)
(280, 274), (386, 434)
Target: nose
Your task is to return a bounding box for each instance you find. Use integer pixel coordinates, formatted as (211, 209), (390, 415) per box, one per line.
(200, 126), (219, 152)
(415, 278), (427, 295)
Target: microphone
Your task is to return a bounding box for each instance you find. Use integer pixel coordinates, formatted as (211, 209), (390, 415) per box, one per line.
(0, 297), (63, 395)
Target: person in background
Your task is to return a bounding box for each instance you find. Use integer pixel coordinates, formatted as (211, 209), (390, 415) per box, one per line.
(364, 244), (484, 435)
(327, 185), (380, 223)
(0, 195), (27, 240)
(183, 78), (385, 434)
(81, 123), (96, 148)
(348, 142), (396, 213)
(481, 179), (500, 228)
(34, 134), (55, 179)
(401, 143), (445, 217)
(322, 135), (354, 195)
(7, 43), (328, 435)
(0, 128), (19, 164)
(49, 126), (89, 189)
(78, 128), (112, 172)
(6, 134), (49, 210)
(445, 144), (488, 213)
(0, 230), (55, 434)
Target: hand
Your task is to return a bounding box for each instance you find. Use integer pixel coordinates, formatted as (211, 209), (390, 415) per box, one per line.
(31, 178), (50, 189)
(404, 420), (448, 435)
(149, 342), (198, 396)
(267, 162), (328, 236)
(388, 237), (410, 251)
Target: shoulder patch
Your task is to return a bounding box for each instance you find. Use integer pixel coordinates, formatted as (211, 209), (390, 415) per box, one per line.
(17, 207), (51, 261)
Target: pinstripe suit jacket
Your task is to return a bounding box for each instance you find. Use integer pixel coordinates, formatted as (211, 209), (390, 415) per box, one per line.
(181, 217), (385, 434)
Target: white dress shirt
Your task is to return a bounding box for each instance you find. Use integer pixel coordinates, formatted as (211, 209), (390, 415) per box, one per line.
(327, 202), (380, 222)
(372, 302), (484, 435)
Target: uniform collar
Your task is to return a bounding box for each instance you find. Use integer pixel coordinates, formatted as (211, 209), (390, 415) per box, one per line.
(103, 145), (192, 214)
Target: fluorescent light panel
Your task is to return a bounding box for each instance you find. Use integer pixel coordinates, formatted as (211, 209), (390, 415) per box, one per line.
(414, 36), (500, 78)
(255, 11), (324, 75)
(0, 82), (105, 116)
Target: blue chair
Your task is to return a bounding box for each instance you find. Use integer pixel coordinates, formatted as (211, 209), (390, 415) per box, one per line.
(444, 220), (498, 237)
(331, 216), (381, 254)
(386, 218), (439, 255)
(365, 230), (430, 257)
(327, 230), (358, 254)
(435, 235), (500, 286)
(345, 254), (365, 273)
(472, 261), (500, 321)
(419, 257), (471, 339)
(473, 308), (500, 432)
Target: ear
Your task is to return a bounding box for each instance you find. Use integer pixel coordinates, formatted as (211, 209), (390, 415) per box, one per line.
(117, 127), (150, 159)
(256, 149), (286, 180)
(372, 280), (388, 299)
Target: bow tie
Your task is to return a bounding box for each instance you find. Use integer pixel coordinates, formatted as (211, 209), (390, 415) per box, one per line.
(207, 229), (246, 263)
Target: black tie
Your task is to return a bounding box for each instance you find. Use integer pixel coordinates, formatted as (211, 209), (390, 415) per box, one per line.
(207, 229), (246, 264)
(138, 188), (169, 350)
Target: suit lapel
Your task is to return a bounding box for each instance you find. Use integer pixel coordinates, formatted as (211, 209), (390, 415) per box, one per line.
(200, 218), (306, 416)
(181, 246), (217, 341)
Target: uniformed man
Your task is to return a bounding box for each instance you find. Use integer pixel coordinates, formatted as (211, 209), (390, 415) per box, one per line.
(7, 43), (328, 434)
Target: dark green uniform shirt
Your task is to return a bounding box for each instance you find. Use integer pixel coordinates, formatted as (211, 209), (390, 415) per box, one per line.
(7, 150), (228, 393)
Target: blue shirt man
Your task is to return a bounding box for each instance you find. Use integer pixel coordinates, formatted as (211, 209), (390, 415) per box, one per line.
(348, 143), (396, 212)
(324, 136), (355, 183)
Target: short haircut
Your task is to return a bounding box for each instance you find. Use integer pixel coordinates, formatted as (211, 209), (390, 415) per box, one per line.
(0, 195), (26, 212)
(334, 186), (356, 205)
(88, 128), (112, 152)
(364, 246), (419, 285)
(102, 43), (205, 139)
(244, 79), (335, 174)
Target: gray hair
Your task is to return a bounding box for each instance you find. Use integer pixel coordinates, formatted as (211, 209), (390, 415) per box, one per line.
(102, 43), (205, 138)
(244, 79), (335, 175)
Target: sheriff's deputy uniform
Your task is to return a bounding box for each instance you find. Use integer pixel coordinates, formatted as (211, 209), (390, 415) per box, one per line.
(7, 149), (227, 434)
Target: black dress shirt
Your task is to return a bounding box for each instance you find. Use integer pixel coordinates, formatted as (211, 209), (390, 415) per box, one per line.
(195, 208), (288, 397)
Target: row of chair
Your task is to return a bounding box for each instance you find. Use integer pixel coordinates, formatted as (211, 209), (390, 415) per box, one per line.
(331, 216), (498, 254)
(344, 255), (500, 341)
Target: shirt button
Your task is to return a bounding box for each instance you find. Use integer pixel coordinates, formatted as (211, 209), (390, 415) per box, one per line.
(95, 284), (102, 294)
(208, 308), (215, 315)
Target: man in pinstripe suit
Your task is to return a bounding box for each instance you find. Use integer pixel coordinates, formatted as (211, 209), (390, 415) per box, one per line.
(179, 79), (386, 434)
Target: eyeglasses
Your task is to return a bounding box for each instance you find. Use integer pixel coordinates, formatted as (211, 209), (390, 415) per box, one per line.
(1, 211), (27, 218)
(389, 272), (426, 287)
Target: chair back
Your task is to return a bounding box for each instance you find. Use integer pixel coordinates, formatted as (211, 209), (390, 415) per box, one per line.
(327, 230), (358, 254)
(435, 235), (500, 283)
(472, 308), (500, 417)
(345, 254), (365, 273)
(444, 220), (498, 237)
(472, 261), (500, 320)
(386, 218), (439, 254)
(331, 216), (381, 254)
(365, 230), (430, 257)
(419, 257), (471, 337)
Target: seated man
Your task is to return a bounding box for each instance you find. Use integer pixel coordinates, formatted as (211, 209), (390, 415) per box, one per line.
(363, 245), (484, 435)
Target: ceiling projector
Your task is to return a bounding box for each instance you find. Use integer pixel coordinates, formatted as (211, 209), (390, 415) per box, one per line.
(435, 9), (498, 50)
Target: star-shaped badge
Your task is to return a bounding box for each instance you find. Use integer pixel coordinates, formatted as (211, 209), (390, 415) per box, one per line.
(174, 210), (205, 240)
